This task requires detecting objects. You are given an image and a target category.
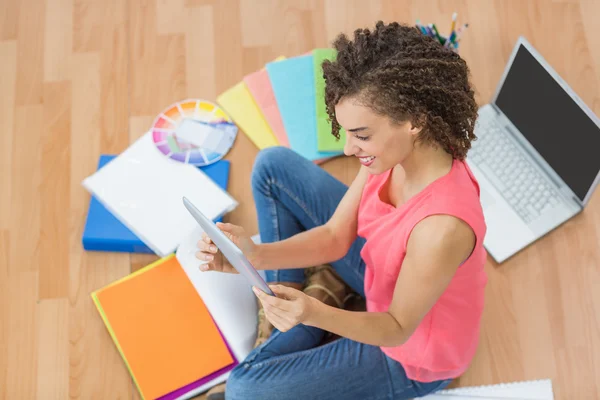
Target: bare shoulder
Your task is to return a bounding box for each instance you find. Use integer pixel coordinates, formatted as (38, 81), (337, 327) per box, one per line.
(406, 214), (476, 272)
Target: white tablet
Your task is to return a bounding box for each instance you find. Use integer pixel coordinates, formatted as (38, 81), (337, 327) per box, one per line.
(182, 196), (275, 296)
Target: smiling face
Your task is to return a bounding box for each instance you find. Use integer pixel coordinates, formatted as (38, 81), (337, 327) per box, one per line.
(335, 96), (422, 174)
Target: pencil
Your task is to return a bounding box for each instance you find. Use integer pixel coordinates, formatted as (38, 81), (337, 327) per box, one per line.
(450, 12), (457, 33)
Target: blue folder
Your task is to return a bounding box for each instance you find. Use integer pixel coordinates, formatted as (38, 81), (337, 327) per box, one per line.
(266, 55), (342, 161)
(82, 155), (231, 253)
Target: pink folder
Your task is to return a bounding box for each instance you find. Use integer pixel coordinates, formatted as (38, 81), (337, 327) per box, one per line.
(243, 60), (290, 148)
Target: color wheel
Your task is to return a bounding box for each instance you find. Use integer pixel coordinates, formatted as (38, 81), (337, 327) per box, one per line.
(151, 99), (238, 166)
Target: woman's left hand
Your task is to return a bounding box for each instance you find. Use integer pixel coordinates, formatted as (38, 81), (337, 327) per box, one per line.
(253, 285), (317, 332)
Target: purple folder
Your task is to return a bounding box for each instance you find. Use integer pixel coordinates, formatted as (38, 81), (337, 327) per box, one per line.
(157, 324), (239, 399)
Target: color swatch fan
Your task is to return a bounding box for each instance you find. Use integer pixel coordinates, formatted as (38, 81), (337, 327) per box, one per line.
(152, 99), (238, 166)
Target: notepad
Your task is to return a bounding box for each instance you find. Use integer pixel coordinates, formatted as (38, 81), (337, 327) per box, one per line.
(266, 55), (342, 161)
(421, 379), (554, 399)
(81, 131), (238, 257)
(82, 156), (231, 253)
(216, 81), (279, 150)
(243, 57), (290, 148)
(92, 255), (236, 400)
(313, 48), (346, 152)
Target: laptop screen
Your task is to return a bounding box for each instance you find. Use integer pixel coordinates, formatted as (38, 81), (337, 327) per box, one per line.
(494, 44), (600, 202)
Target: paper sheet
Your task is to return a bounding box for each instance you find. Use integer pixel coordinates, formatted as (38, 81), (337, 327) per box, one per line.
(175, 119), (223, 149)
(216, 81), (280, 150)
(422, 379), (554, 399)
(173, 228), (263, 399)
(243, 57), (290, 148)
(266, 55), (342, 161)
(313, 49), (346, 152)
(81, 131), (238, 257)
(94, 255), (235, 400)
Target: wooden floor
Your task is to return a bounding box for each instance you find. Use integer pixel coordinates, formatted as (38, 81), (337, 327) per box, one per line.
(1, 0), (599, 399)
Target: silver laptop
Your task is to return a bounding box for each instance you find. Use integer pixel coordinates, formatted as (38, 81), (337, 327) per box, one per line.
(466, 36), (600, 263)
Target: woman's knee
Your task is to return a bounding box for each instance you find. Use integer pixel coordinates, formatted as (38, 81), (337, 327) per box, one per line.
(224, 364), (260, 400)
(250, 146), (298, 192)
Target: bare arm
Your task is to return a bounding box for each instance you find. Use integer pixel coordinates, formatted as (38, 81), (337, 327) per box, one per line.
(254, 166), (370, 271)
(305, 215), (476, 346)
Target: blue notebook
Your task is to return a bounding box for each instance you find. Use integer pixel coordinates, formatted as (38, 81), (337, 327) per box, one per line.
(266, 55), (342, 161)
(82, 155), (231, 253)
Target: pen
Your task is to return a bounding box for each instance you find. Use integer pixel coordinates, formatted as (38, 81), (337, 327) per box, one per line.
(430, 24), (444, 44)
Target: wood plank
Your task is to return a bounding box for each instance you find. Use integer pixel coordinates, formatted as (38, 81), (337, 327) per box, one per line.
(36, 299), (69, 399)
(129, 116), (156, 143)
(239, 0), (274, 48)
(241, 46), (277, 74)
(70, 53), (101, 222)
(44, 0), (73, 82)
(213, 0), (243, 92)
(510, 244), (558, 380)
(129, 0), (187, 117)
(324, 0), (383, 42)
(475, 261), (526, 385)
(580, 0), (600, 85)
(0, 41), (17, 230)
(68, 252), (133, 398)
(270, 4), (320, 55)
(458, 0), (506, 104)
(156, 0), (187, 35)
(185, 5), (216, 99)
(0, 0), (20, 40)
(39, 81), (71, 299)
(15, 0), (45, 105)
(0, 230), (9, 400)
(10, 106), (43, 275)
(73, 0), (105, 53)
(4, 272), (39, 399)
(99, 0), (130, 154)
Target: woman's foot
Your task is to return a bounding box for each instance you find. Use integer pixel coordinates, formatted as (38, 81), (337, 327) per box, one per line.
(205, 383), (226, 400)
(303, 265), (353, 308)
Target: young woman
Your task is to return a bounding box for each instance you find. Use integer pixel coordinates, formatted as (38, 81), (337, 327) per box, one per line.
(200, 21), (487, 400)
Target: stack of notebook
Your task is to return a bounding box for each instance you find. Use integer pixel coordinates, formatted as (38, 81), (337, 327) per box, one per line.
(82, 154), (231, 254)
(216, 49), (347, 162)
(81, 131), (238, 257)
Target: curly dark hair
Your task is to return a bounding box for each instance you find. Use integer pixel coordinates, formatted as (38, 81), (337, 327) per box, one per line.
(322, 21), (478, 160)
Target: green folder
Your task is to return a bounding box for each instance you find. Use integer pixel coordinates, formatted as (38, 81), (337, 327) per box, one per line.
(313, 49), (346, 152)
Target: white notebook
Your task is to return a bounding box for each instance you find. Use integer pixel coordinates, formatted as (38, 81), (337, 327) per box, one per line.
(422, 379), (554, 400)
(82, 131), (238, 256)
(172, 230), (263, 399)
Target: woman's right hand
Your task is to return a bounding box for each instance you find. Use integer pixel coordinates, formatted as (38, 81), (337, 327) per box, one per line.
(195, 222), (259, 274)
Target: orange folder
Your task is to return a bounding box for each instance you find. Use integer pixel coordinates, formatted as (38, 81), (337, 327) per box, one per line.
(93, 255), (234, 399)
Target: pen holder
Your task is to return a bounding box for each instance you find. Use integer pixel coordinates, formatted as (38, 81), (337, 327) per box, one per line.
(415, 17), (467, 54)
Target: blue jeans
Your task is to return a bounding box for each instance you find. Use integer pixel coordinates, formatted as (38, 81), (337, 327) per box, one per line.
(224, 147), (452, 400)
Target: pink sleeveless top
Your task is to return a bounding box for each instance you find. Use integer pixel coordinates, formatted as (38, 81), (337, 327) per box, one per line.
(357, 159), (488, 382)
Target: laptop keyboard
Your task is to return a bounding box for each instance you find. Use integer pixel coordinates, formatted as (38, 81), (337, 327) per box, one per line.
(469, 118), (562, 224)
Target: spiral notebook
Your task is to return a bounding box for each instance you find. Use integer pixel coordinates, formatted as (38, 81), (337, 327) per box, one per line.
(422, 379), (554, 399)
